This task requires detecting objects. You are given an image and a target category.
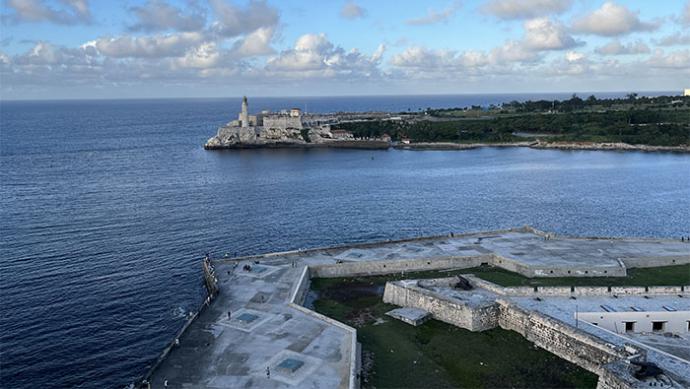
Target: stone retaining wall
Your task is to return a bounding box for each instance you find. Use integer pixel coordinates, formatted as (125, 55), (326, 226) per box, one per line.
(465, 275), (689, 297)
(288, 266), (311, 306)
(382, 281), (499, 332)
(382, 278), (651, 388)
(620, 256), (690, 268)
(309, 255), (491, 278)
(496, 299), (632, 375)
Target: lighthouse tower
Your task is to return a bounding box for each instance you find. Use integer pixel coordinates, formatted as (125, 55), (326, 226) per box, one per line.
(240, 96), (249, 128)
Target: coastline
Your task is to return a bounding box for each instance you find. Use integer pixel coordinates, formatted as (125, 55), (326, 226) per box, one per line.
(393, 141), (690, 153)
(205, 140), (690, 153)
(203, 139), (391, 150)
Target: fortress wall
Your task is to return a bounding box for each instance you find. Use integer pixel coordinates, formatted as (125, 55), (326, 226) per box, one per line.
(383, 279), (631, 375)
(309, 255), (490, 278)
(263, 116), (303, 130)
(382, 281), (500, 331)
(464, 275), (688, 297)
(619, 255), (690, 269)
(531, 266), (626, 277)
(288, 266), (311, 306)
(380, 278), (666, 388)
(596, 361), (641, 389)
(496, 299), (631, 375)
(490, 255), (626, 278)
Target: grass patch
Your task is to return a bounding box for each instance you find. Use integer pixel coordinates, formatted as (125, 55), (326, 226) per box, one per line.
(472, 264), (690, 287)
(310, 272), (598, 389)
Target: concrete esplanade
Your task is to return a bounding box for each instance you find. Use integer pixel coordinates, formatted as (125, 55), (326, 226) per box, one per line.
(142, 226), (690, 389)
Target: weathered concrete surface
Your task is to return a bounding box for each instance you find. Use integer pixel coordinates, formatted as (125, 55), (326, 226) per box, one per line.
(385, 307), (430, 326)
(147, 261), (353, 388)
(145, 227), (689, 388)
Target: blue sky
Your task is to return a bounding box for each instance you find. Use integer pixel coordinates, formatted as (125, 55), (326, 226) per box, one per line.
(1, 0), (689, 99)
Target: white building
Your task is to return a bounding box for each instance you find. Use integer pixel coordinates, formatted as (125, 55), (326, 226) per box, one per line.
(579, 309), (690, 334)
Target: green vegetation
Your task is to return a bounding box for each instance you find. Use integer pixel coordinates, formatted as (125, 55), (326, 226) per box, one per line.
(310, 271), (598, 389)
(473, 264), (690, 287)
(300, 128), (311, 142)
(334, 95), (690, 146)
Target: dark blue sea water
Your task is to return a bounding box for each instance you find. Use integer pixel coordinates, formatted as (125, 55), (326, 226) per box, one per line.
(1, 95), (689, 389)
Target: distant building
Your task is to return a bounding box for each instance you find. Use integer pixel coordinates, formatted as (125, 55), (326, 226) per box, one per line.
(231, 96), (259, 127)
(380, 134), (392, 142)
(229, 97), (304, 130)
(400, 138), (411, 144)
(330, 130), (354, 140)
(684, 89), (690, 97)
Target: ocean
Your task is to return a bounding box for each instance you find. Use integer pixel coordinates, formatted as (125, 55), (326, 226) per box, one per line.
(1, 94), (689, 388)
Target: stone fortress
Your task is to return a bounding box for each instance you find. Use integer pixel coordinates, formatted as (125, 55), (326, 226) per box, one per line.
(143, 227), (690, 388)
(204, 97), (391, 149)
(230, 96), (308, 130)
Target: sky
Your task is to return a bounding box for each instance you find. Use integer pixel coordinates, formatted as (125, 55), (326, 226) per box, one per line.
(0, 0), (689, 99)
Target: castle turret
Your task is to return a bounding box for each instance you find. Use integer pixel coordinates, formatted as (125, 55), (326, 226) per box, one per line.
(240, 96), (249, 128)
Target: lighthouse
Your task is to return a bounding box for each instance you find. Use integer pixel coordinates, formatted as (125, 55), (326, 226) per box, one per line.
(240, 96), (249, 128)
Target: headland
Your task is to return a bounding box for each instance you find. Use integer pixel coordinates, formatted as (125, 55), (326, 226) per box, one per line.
(204, 94), (690, 152)
(203, 96), (392, 150)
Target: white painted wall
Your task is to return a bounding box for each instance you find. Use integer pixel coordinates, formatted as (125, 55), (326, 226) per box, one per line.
(578, 311), (690, 334)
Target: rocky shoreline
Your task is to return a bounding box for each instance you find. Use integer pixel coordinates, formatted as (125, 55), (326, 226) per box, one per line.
(531, 141), (690, 153)
(204, 139), (390, 150)
(393, 141), (690, 153)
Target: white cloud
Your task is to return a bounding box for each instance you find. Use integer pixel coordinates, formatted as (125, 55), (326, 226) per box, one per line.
(266, 33), (382, 79)
(86, 32), (205, 58)
(232, 26), (275, 57)
(647, 49), (690, 69)
(595, 40), (650, 55)
(489, 40), (540, 63)
(209, 0), (279, 38)
(63, 0), (88, 17)
(128, 0), (206, 32)
(390, 47), (458, 69)
(571, 2), (658, 37)
(13, 41), (101, 67)
(174, 42), (220, 69)
(482, 0), (572, 20)
(406, 2), (460, 26)
(565, 51), (585, 63)
(389, 42), (541, 74)
(17, 41), (68, 64)
(340, 1), (366, 20)
(655, 32), (690, 46)
(0, 51), (10, 65)
(3, 0), (91, 24)
(371, 44), (385, 62)
(522, 17), (578, 50)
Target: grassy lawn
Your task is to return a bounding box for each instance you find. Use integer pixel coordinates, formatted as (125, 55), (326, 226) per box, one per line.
(310, 274), (598, 389)
(472, 264), (690, 287)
